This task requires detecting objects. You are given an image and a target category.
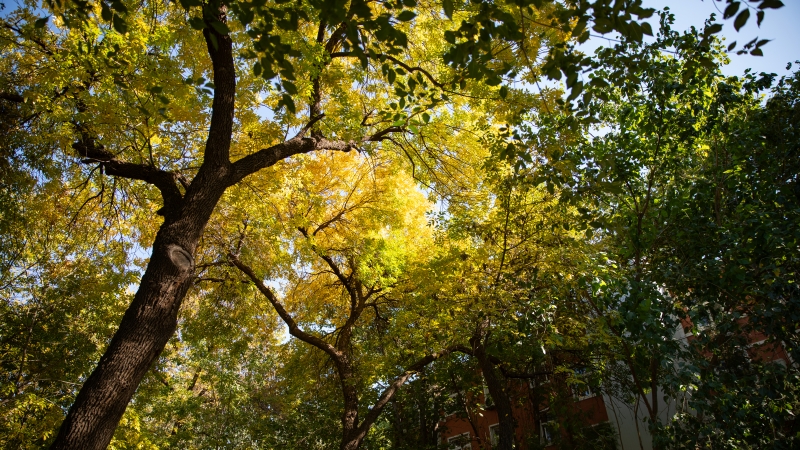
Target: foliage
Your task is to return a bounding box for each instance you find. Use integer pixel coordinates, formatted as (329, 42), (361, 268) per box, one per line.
(0, 0), (796, 447)
(506, 15), (800, 449)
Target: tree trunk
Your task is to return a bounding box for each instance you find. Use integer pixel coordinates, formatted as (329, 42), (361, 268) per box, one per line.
(473, 321), (516, 450)
(340, 365), (363, 450)
(50, 173), (230, 449)
(649, 355), (660, 450)
(50, 13), (236, 448)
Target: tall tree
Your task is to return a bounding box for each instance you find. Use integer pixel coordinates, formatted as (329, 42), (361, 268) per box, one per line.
(227, 151), (462, 450)
(509, 14), (800, 448)
(0, 0), (783, 447)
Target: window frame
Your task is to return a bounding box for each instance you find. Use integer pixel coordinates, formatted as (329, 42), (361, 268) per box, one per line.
(448, 431), (473, 450)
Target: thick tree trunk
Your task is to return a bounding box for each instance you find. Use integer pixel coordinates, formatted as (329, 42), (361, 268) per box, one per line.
(49, 209), (218, 449)
(340, 362), (363, 450)
(50, 11), (236, 448)
(51, 165), (231, 449)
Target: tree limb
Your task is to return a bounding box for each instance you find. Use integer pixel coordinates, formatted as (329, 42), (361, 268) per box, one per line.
(229, 254), (340, 360)
(228, 135), (357, 185)
(0, 91), (24, 103)
(297, 226), (359, 307)
(354, 344), (463, 440)
(200, 6), (236, 169)
(73, 134), (184, 212)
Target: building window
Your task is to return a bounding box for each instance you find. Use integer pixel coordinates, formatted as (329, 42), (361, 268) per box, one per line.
(448, 432), (472, 450)
(572, 368), (593, 401)
(489, 424), (499, 447)
(483, 384), (494, 407)
(540, 410), (556, 446)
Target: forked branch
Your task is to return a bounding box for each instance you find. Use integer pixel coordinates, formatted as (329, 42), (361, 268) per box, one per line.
(73, 132), (184, 212)
(354, 344), (463, 439)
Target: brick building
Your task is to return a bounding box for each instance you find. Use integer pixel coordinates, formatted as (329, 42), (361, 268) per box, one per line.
(438, 375), (616, 450)
(436, 319), (793, 450)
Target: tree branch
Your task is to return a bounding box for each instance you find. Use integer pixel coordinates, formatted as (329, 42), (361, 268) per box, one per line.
(0, 20), (55, 55)
(228, 135), (357, 185)
(354, 344), (462, 439)
(229, 254), (340, 360)
(0, 91), (24, 103)
(297, 226), (359, 307)
(229, 118), (406, 186)
(330, 51), (445, 88)
(73, 134), (184, 212)
(200, 5), (236, 169)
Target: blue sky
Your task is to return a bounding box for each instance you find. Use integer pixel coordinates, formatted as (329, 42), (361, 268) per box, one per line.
(652, 0), (799, 76)
(580, 0), (800, 78)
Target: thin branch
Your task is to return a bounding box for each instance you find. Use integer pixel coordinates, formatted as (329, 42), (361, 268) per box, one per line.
(354, 344), (463, 439)
(297, 226), (357, 304)
(330, 51), (445, 88)
(0, 21), (55, 55)
(229, 254), (340, 360)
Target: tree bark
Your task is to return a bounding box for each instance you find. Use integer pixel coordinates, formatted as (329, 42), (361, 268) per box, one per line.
(49, 14), (237, 448)
(472, 320), (517, 450)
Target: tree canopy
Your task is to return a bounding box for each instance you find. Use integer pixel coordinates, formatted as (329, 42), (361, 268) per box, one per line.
(0, 0), (796, 449)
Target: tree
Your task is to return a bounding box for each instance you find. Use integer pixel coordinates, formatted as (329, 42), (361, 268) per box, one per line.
(507, 14), (799, 448)
(423, 137), (604, 449)
(657, 65), (800, 450)
(226, 151), (465, 450)
(0, 0), (784, 447)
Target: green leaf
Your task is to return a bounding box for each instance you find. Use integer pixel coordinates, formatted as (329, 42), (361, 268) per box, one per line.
(34, 17), (49, 28)
(397, 11), (416, 22)
(499, 86), (508, 99)
(101, 3), (113, 22)
(443, 0), (454, 19)
(189, 17), (205, 30)
(422, 112), (430, 123)
(734, 9), (750, 31)
(593, 18), (613, 34)
(109, 0), (128, 13)
(283, 81), (298, 95)
(280, 94), (296, 113)
(724, 2), (740, 19)
(705, 23), (723, 36)
(112, 15), (128, 34)
(590, 77), (609, 88)
(211, 21), (230, 35)
(759, 0), (784, 9)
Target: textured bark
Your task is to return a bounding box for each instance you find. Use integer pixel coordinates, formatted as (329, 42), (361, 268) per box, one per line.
(49, 15), (236, 449)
